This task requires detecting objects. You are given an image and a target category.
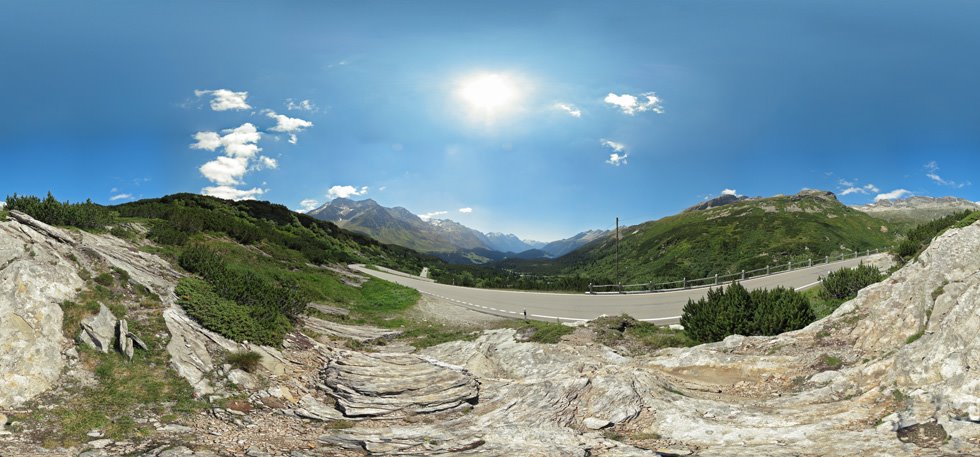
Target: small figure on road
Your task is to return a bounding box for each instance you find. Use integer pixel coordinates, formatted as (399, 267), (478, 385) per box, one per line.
(523, 309), (528, 322)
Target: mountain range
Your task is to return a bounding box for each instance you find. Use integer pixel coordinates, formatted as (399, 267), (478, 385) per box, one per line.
(851, 196), (980, 227)
(307, 198), (607, 262)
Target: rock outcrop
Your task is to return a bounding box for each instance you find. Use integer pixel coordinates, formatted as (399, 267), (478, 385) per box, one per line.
(79, 304), (118, 353)
(0, 212), (81, 407)
(321, 351), (479, 418)
(303, 316), (401, 343)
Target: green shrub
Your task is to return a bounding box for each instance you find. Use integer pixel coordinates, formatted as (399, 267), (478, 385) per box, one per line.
(892, 210), (977, 262)
(147, 221), (189, 246)
(175, 278), (291, 346)
(682, 283), (815, 343)
(5, 192), (115, 230)
(225, 351), (263, 373)
(93, 272), (115, 287)
(820, 264), (884, 300)
(751, 287), (815, 335)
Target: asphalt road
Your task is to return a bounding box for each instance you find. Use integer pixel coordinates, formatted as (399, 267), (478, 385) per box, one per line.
(352, 256), (881, 324)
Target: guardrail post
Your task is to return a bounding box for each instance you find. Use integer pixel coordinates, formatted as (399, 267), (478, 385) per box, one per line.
(683, 277), (687, 289)
(840, 253), (844, 261)
(808, 258), (812, 267)
(766, 265), (770, 275)
(825, 255), (829, 264)
(619, 283), (624, 294)
(588, 283), (593, 294)
(741, 269), (745, 280)
(714, 273), (718, 285)
(866, 249), (869, 256)
(788, 260), (792, 270)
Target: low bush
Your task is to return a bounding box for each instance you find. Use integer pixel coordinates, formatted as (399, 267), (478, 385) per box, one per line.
(175, 278), (291, 346)
(681, 283), (814, 343)
(820, 264), (884, 300)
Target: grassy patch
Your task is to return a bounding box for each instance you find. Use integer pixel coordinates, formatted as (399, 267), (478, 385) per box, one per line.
(31, 314), (204, 448)
(494, 319), (574, 344)
(905, 331), (924, 345)
(93, 272), (115, 287)
(591, 314), (693, 354)
(931, 281), (948, 302)
(817, 354), (843, 371)
(803, 285), (847, 319)
(176, 277), (290, 346)
(226, 351), (263, 373)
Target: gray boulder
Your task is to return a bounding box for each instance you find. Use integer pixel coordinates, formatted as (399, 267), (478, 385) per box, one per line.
(79, 304), (117, 353)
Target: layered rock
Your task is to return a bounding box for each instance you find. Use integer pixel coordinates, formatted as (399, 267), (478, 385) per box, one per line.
(321, 351), (479, 418)
(79, 304), (118, 353)
(303, 315), (401, 343)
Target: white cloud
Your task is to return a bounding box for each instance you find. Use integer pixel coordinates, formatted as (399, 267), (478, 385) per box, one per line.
(875, 189), (913, 201)
(0, 201), (5, 209)
(266, 111), (313, 144)
(925, 161), (970, 188)
(194, 89), (251, 111)
(109, 193), (133, 201)
(327, 185), (369, 200)
(190, 131), (222, 151)
(606, 153), (628, 166)
(554, 103), (582, 118)
(201, 185), (266, 201)
(193, 123), (262, 158)
(255, 156), (278, 170)
(378, 186), (387, 191)
(721, 189), (737, 196)
(600, 139), (625, 152)
(199, 156), (249, 186)
(419, 211), (448, 221)
(838, 180), (879, 196)
(601, 139), (628, 166)
(299, 199), (320, 212)
(458, 207), (473, 214)
(286, 99), (317, 112)
(604, 92), (664, 115)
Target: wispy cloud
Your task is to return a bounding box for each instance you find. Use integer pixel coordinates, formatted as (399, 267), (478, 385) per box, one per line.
(553, 103), (582, 118)
(419, 211), (448, 221)
(925, 161), (970, 188)
(837, 179), (879, 196)
(298, 199), (319, 212)
(109, 193), (133, 201)
(601, 139), (628, 166)
(458, 207), (473, 214)
(604, 92), (664, 115)
(327, 185), (368, 200)
(194, 89), (251, 111)
(286, 98), (317, 112)
(875, 189), (913, 201)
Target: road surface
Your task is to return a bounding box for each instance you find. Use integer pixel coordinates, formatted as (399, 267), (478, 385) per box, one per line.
(352, 256), (884, 324)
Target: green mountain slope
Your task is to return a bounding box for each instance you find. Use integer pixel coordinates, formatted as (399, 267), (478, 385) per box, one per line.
(499, 190), (895, 286)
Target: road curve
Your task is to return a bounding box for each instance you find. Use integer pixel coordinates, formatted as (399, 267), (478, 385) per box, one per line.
(353, 255), (885, 325)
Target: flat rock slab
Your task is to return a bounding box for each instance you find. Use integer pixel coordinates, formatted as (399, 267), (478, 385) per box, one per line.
(321, 351), (479, 418)
(303, 316), (400, 343)
(80, 304), (117, 353)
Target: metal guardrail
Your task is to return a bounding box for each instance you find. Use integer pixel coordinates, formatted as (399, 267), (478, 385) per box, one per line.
(587, 248), (883, 295)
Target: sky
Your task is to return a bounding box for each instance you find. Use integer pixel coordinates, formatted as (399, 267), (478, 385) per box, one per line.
(1, 1), (979, 241)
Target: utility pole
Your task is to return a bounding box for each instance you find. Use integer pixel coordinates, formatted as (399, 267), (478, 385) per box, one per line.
(616, 217), (620, 290)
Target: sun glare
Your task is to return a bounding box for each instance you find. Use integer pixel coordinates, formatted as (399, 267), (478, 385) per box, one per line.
(456, 73), (521, 121)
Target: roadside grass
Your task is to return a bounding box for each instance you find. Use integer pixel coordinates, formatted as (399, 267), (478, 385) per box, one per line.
(490, 319), (574, 344)
(591, 315), (695, 354)
(802, 285), (846, 319)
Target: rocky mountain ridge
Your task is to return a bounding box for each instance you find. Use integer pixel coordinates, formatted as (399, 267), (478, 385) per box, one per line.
(308, 197), (606, 260)
(852, 195), (980, 225)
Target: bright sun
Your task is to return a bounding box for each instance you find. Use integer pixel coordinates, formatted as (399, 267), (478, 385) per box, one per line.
(456, 73), (521, 120)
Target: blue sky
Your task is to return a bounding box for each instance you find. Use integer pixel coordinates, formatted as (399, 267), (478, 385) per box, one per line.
(2, 1), (978, 241)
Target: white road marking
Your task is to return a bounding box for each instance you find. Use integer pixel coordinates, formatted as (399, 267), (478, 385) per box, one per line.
(794, 280), (823, 291)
